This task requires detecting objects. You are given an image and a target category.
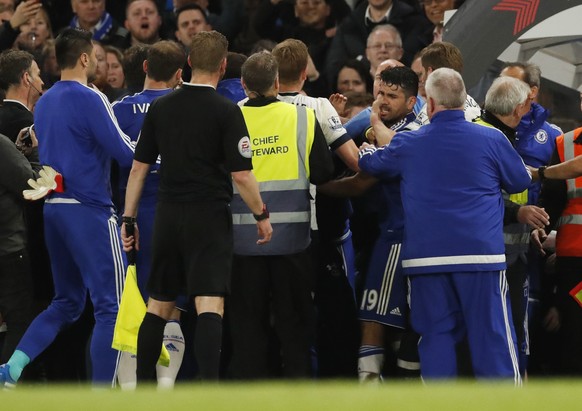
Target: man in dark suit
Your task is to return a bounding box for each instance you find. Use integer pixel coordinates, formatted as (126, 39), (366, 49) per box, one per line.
(0, 49), (43, 141)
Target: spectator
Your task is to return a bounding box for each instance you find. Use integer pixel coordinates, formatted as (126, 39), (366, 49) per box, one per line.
(105, 45), (125, 89)
(122, 0), (163, 48)
(14, 5), (53, 62)
(364, 24), (403, 78)
(69, 0), (128, 49)
(421, 0), (465, 44)
(174, 0), (245, 42)
(0, 0), (42, 52)
(335, 58), (371, 95)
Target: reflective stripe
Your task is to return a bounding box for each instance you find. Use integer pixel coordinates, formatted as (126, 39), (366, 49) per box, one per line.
(503, 231), (530, 245)
(45, 197), (81, 204)
(562, 130), (579, 197)
(402, 254), (506, 268)
(557, 214), (582, 226)
(232, 211), (310, 225)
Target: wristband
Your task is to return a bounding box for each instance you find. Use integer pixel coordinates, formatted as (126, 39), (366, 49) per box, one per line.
(122, 216), (137, 225)
(253, 204), (269, 221)
(538, 166), (547, 181)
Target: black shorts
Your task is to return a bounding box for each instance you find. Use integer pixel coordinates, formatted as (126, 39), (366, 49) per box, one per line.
(147, 201), (233, 300)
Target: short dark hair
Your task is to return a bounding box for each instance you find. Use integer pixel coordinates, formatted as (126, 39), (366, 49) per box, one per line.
(126, 0), (160, 14)
(175, 4), (207, 24)
(241, 51), (278, 96)
(147, 40), (185, 82)
(0, 49), (34, 90)
(123, 44), (151, 93)
(189, 31), (228, 73)
(55, 28), (93, 70)
(224, 52), (247, 80)
(335, 58), (372, 93)
(379, 66), (419, 99)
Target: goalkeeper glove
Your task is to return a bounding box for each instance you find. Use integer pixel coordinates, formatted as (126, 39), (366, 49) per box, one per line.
(23, 165), (64, 201)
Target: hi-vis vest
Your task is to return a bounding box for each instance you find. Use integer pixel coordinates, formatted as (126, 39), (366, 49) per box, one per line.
(474, 117), (530, 262)
(231, 101), (316, 256)
(555, 129), (582, 257)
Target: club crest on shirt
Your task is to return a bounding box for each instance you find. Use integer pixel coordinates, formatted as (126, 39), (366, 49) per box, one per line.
(534, 129), (548, 144)
(238, 136), (252, 158)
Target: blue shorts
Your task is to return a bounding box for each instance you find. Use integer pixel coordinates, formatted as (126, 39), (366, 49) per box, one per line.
(359, 232), (407, 329)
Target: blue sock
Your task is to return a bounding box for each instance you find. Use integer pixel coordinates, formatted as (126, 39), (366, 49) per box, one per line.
(7, 350), (31, 382)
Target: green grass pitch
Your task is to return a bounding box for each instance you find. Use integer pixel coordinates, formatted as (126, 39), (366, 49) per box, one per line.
(2, 380), (580, 410)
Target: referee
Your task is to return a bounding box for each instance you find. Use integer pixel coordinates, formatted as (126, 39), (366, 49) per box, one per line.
(122, 31), (272, 382)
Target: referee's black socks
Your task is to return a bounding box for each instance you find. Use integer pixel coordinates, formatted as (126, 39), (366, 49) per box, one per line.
(194, 312), (223, 380)
(136, 312), (167, 383)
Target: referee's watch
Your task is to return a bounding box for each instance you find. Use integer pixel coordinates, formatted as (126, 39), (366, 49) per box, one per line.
(253, 204), (269, 221)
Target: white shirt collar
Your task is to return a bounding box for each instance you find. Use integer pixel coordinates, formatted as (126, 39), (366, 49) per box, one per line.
(2, 99), (30, 111)
(365, 4), (393, 24)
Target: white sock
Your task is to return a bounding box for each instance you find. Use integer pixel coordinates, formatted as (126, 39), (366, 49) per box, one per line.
(358, 345), (384, 383)
(156, 321), (185, 389)
(117, 352), (137, 391)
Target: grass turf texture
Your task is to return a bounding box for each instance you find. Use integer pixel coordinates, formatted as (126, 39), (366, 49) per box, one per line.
(1, 380), (579, 410)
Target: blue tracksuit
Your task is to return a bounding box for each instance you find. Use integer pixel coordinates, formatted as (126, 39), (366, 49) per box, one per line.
(113, 89), (171, 297)
(19, 81), (134, 385)
(359, 110), (531, 381)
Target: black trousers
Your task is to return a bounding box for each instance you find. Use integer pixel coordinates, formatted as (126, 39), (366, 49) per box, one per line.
(228, 251), (314, 379)
(555, 257), (582, 375)
(0, 249), (34, 362)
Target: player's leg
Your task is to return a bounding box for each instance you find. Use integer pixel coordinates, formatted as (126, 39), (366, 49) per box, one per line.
(136, 298), (176, 383)
(454, 270), (521, 383)
(156, 309), (185, 389)
(1, 204), (87, 385)
(409, 273), (463, 379)
(74, 208), (126, 386)
(271, 252), (315, 378)
(186, 202), (233, 381)
(358, 237), (407, 381)
(228, 255), (270, 379)
(505, 259), (529, 375)
(0, 249), (34, 363)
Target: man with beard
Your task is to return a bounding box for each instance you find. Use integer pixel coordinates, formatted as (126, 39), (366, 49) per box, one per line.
(320, 66), (420, 382)
(122, 0), (163, 49)
(0, 28), (135, 388)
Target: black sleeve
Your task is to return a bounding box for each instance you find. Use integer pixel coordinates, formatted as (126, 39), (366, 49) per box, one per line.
(539, 148), (567, 233)
(222, 103), (253, 172)
(309, 121), (334, 185)
(252, 0), (294, 41)
(503, 198), (521, 226)
(0, 135), (35, 195)
(0, 20), (20, 52)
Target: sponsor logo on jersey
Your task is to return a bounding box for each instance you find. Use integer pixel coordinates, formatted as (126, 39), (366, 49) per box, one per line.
(534, 129), (548, 144)
(238, 136), (252, 158)
(390, 307), (402, 316)
(328, 116), (343, 131)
